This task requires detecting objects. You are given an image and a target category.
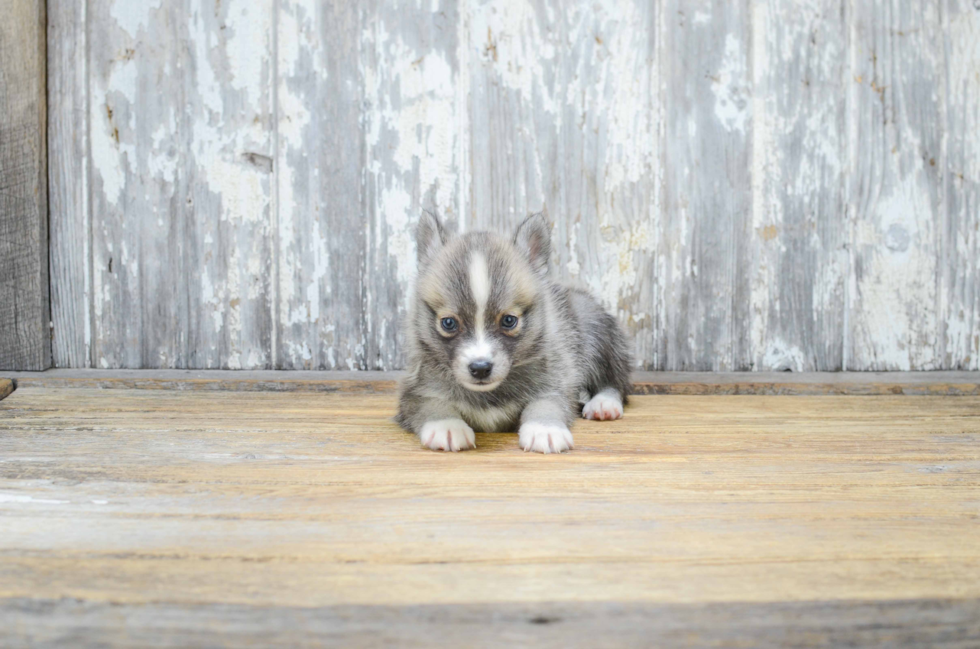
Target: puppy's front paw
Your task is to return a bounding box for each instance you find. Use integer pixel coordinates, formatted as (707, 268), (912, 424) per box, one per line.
(518, 422), (573, 454)
(419, 419), (476, 452)
(582, 390), (623, 421)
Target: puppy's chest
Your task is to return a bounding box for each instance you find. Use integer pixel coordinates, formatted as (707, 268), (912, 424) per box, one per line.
(456, 400), (523, 432)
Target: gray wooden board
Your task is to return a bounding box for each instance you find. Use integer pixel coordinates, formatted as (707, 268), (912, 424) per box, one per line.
(83, 0), (276, 370)
(944, 0), (980, 371)
(847, 0), (945, 370)
(747, 0), (847, 371)
(45, 1), (980, 371)
(0, 0), (50, 371)
(2, 598), (979, 649)
(47, 0), (90, 369)
(661, 0), (752, 371)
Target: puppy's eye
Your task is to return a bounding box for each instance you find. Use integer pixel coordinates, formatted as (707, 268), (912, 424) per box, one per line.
(440, 317), (458, 333)
(500, 314), (519, 330)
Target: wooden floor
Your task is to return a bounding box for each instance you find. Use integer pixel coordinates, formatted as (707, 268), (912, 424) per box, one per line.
(1, 385), (979, 647)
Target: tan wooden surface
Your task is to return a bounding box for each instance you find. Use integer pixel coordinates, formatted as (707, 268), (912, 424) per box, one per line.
(2, 388), (979, 645)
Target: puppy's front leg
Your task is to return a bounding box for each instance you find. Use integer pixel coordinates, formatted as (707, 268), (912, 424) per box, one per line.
(518, 396), (574, 454)
(400, 398), (476, 452)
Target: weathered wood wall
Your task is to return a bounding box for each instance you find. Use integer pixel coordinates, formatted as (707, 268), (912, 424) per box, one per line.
(45, 0), (980, 371)
(0, 0), (49, 371)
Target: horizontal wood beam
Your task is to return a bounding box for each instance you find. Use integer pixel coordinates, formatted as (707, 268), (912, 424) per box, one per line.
(0, 0), (49, 370)
(2, 370), (978, 396)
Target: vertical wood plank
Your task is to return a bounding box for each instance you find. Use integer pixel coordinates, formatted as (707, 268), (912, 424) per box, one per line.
(182, 0), (276, 369)
(276, 0), (365, 370)
(48, 0), (91, 368)
(88, 0), (181, 368)
(88, 0), (275, 369)
(943, 0), (980, 370)
(0, 0), (50, 371)
(661, 0), (752, 370)
(847, 0), (945, 370)
(746, 0), (847, 371)
(466, 0), (661, 369)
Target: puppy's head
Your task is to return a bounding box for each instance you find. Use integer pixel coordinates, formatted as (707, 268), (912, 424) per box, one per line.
(412, 212), (552, 392)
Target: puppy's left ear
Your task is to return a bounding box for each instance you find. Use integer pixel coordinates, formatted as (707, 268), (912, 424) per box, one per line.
(514, 213), (552, 275)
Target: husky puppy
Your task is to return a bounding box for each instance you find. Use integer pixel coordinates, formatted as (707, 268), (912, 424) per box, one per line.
(396, 212), (632, 453)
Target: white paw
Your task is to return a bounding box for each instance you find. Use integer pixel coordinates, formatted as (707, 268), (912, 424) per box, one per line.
(518, 422), (574, 454)
(419, 419), (476, 452)
(582, 389), (623, 421)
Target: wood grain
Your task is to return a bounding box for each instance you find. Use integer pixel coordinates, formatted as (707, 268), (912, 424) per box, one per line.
(0, 0), (49, 371)
(847, 0), (945, 370)
(276, 0), (364, 370)
(4, 598), (980, 648)
(48, 0), (91, 369)
(746, 0), (847, 371)
(0, 388), (979, 644)
(661, 0), (752, 370)
(86, 0), (275, 370)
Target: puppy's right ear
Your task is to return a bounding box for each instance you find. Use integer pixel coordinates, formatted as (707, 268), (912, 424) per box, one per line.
(416, 210), (445, 267)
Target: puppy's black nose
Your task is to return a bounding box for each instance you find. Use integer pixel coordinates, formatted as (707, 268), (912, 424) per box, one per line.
(468, 360), (493, 379)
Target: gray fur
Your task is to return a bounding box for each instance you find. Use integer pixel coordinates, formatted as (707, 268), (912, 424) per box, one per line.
(396, 213), (632, 451)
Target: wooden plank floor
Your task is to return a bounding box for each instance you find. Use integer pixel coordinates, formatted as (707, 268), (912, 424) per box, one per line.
(1, 387), (979, 647)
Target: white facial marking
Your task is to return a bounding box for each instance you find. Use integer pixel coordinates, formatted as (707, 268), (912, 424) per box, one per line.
(468, 252), (490, 340)
(461, 339), (493, 362)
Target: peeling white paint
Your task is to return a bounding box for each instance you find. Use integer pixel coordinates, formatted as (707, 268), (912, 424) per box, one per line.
(712, 34), (749, 133)
(109, 0), (163, 38)
(470, 0), (557, 114)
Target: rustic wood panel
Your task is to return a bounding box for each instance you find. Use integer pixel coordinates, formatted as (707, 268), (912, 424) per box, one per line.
(0, 0), (49, 371)
(86, 0), (275, 370)
(944, 0), (980, 370)
(275, 0), (364, 370)
(661, 0), (752, 370)
(46, 0), (980, 371)
(1, 389), (979, 644)
(847, 0), (946, 370)
(745, 0), (847, 371)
